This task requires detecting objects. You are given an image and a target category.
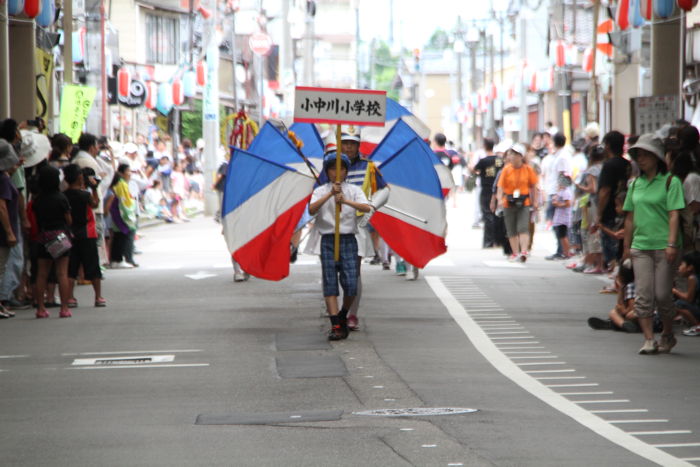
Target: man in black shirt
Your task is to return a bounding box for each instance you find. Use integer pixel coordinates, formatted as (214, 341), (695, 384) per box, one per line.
(473, 139), (503, 247)
(594, 131), (630, 268)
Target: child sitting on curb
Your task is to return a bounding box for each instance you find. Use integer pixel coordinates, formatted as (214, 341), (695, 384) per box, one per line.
(309, 152), (371, 341)
(588, 261), (639, 333)
(672, 252), (700, 336)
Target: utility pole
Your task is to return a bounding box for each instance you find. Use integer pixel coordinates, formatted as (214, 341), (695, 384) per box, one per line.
(488, 33), (495, 139)
(587, 0), (599, 123)
(456, 17), (464, 150)
(470, 40), (478, 148)
(518, 14), (528, 142)
(64, 0), (73, 86)
(0, 0), (9, 119)
(202, 0), (220, 216)
(303, 2), (315, 86)
(100, 0), (108, 136)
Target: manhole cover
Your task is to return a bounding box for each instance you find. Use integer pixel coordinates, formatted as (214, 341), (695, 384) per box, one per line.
(352, 407), (478, 417)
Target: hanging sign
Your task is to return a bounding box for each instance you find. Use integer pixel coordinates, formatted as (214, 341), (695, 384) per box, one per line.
(293, 87), (387, 126)
(34, 47), (53, 120)
(119, 79), (147, 108)
(59, 85), (97, 143)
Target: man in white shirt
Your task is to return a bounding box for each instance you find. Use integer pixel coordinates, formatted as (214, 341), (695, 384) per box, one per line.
(544, 133), (571, 221)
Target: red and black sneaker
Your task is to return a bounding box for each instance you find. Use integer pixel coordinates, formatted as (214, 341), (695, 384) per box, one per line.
(328, 325), (346, 341)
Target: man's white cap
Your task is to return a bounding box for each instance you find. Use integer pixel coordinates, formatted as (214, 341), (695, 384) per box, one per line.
(123, 142), (138, 154)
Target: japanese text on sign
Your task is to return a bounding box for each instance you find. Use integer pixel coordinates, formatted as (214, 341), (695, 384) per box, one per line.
(294, 87), (387, 127)
(59, 85), (97, 144)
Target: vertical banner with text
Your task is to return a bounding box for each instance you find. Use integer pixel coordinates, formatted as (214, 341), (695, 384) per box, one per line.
(59, 85), (97, 143)
(35, 48), (54, 121)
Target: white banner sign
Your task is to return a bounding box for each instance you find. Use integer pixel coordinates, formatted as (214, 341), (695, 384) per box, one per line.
(293, 87), (387, 127)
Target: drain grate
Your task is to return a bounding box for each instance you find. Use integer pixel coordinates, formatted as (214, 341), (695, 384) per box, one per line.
(72, 355), (175, 366)
(353, 407), (478, 417)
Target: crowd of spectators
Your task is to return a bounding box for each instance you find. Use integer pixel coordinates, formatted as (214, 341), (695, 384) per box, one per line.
(466, 119), (700, 354)
(0, 118), (204, 319)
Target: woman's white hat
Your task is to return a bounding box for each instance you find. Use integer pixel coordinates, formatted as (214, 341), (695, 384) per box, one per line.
(19, 130), (51, 168)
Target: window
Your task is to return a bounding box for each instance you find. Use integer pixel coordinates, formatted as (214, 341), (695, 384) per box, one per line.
(145, 13), (180, 65)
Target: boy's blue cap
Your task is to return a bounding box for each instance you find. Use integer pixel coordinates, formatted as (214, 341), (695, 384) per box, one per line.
(323, 152), (351, 171)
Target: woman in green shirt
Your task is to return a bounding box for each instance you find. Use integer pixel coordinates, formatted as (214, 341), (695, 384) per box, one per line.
(623, 134), (686, 355)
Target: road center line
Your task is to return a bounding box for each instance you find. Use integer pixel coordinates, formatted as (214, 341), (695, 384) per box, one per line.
(426, 276), (691, 467)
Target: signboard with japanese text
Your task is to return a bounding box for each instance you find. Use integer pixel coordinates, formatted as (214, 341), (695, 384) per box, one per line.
(59, 85), (97, 144)
(630, 95), (680, 135)
(293, 87), (387, 127)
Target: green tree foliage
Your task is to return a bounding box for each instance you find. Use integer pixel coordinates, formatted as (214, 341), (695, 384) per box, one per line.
(364, 41), (400, 100)
(425, 28), (450, 51)
(181, 99), (203, 143)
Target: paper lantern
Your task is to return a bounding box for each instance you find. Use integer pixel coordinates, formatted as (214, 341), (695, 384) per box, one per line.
(72, 27), (86, 63)
(145, 82), (158, 109)
(183, 70), (197, 97)
(616, 0), (630, 30)
(655, 0), (675, 18)
(582, 47), (594, 73)
(490, 83), (498, 100)
(551, 40), (566, 68)
(36, 0), (55, 27)
(196, 60), (206, 86)
(172, 79), (184, 106)
(7, 0), (25, 16)
(596, 20), (614, 58)
(529, 70), (537, 93)
(678, 0), (698, 11)
(157, 82), (173, 114)
(117, 67), (131, 98)
(640, 0), (653, 19)
(24, 0), (40, 18)
(631, 0), (645, 27)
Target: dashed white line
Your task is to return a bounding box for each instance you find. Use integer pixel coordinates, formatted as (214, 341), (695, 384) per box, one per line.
(590, 409), (649, 414)
(652, 443), (700, 448)
(427, 276), (691, 467)
(535, 376), (587, 380)
(546, 383), (599, 388)
(630, 431), (692, 436)
(67, 363), (210, 369)
(516, 361), (567, 366)
(526, 369), (576, 374)
(0, 355), (29, 359)
(575, 400), (631, 404)
(490, 336), (536, 340)
(608, 420), (669, 424)
(510, 356), (558, 359)
(560, 392), (614, 396)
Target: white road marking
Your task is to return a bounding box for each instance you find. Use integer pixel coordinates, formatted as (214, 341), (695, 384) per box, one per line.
(526, 369), (576, 374)
(535, 376), (587, 380)
(426, 276), (692, 467)
(560, 392), (615, 396)
(400, 428), (414, 431)
(185, 271), (217, 280)
(575, 400), (631, 404)
(68, 363), (210, 369)
(72, 355), (175, 366)
(504, 351), (552, 354)
(483, 261), (525, 268)
(421, 444), (437, 448)
(547, 384), (599, 390)
(652, 443), (700, 448)
(680, 458), (700, 462)
(608, 420), (669, 424)
(510, 356), (558, 359)
(0, 355), (29, 359)
(64, 349), (203, 356)
(484, 331), (531, 335)
(490, 337), (536, 341)
(591, 409), (649, 414)
(515, 361), (566, 366)
(630, 431), (692, 436)
(495, 342), (541, 346)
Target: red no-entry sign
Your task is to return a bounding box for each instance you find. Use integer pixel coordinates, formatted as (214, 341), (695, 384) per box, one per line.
(249, 33), (272, 56)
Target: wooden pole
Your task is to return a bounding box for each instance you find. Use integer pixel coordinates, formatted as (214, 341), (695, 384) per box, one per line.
(334, 124), (342, 261)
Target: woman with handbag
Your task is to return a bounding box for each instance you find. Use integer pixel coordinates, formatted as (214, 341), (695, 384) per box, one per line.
(496, 143), (539, 262)
(31, 165), (72, 319)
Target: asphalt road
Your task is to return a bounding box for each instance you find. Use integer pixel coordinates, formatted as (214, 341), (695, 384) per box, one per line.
(1, 192), (700, 467)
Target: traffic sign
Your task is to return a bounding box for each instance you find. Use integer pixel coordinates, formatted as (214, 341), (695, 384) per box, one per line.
(249, 33), (272, 56)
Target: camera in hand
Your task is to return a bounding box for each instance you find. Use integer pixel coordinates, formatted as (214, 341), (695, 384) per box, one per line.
(82, 167), (101, 188)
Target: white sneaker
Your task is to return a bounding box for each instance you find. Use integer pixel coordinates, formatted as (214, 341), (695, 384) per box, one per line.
(111, 261), (133, 269)
(405, 267), (419, 281)
(638, 339), (658, 355)
(233, 272), (246, 282)
(682, 325), (700, 336)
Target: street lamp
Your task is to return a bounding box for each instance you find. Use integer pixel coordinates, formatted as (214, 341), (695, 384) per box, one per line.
(465, 27), (481, 149)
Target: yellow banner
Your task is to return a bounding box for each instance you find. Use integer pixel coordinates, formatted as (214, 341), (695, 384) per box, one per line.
(59, 85), (97, 143)
(34, 48), (54, 120)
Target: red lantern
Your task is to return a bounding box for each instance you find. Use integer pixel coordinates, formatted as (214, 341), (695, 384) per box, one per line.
(597, 19), (614, 57)
(582, 47), (594, 73)
(172, 79), (184, 106)
(196, 60), (206, 86)
(678, 0), (698, 11)
(640, 0), (653, 19)
(117, 67), (131, 98)
(24, 0), (40, 18)
(552, 40), (566, 68)
(616, 0), (630, 30)
(145, 81), (158, 109)
(530, 71), (537, 93)
(491, 82), (498, 100)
